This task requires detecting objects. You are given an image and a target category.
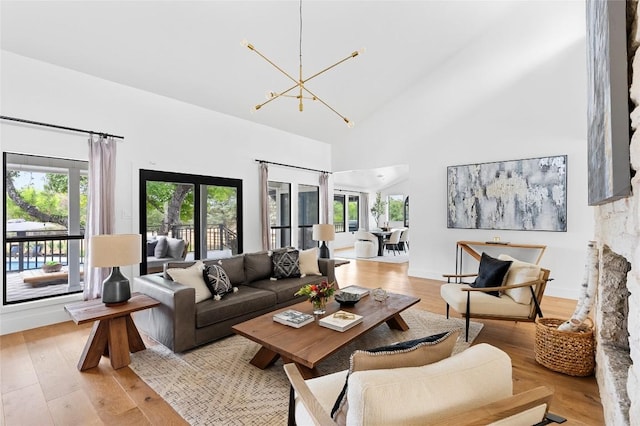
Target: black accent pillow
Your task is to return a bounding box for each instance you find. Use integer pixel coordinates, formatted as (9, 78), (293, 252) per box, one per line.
(471, 252), (512, 297)
(146, 240), (158, 257)
(202, 264), (235, 299)
(271, 250), (301, 279)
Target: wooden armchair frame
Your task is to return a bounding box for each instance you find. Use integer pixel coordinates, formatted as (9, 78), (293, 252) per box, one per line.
(283, 363), (554, 426)
(442, 268), (551, 341)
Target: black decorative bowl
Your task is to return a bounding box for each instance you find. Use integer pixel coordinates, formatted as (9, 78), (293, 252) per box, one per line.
(335, 291), (361, 306)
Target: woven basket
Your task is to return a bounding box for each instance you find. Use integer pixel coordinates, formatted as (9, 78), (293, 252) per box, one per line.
(534, 318), (595, 376)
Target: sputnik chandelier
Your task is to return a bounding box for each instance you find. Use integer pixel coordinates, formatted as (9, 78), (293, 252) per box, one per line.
(242, 0), (363, 127)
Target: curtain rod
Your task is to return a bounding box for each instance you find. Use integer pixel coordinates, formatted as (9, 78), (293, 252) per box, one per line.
(0, 115), (125, 140)
(255, 159), (331, 174)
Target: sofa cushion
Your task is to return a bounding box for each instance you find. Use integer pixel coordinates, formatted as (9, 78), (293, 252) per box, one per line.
(331, 330), (459, 423)
(249, 275), (326, 304)
(471, 252), (512, 297)
(244, 252), (272, 282)
(440, 283), (533, 317)
(195, 286), (276, 327)
(498, 254), (541, 305)
(272, 250), (301, 279)
(154, 236), (169, 258)
(203, 264), (235, 299)
(166, 261), (212, 303)
(299, 247), (322, 276)
(166, 237), (186, 259)
(218, 255), (245, 285)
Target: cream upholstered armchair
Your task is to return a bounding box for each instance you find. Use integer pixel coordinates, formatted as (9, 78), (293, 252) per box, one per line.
(353, 231), (378, 258)
(284, 343), (553, 426)
(441, 253), (551, 341)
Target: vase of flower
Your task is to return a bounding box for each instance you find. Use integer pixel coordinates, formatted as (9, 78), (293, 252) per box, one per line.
(295, 280), (336, 316)
(312, 297), (328, 315)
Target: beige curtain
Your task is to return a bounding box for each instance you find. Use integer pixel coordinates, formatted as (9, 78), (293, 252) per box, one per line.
(360, 192), (370, 230)
(84, 135), (117, 300)
(319, 172), (329, 224)
(260, 162), (270, 250)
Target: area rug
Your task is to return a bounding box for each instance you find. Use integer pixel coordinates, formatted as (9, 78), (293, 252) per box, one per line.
(130, 309), (483, 425)
(334, 249), (409, 264)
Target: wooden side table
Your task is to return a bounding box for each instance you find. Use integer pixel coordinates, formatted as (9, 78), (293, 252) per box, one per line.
(65, 292), (160, 371)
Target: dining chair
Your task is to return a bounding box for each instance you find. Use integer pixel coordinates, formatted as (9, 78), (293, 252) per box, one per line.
(383, 229), (402, 255)
(399, 228), (409, 252)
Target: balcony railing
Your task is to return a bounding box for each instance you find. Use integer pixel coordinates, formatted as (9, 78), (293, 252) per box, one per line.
(147, 224), (238, 254)
(5, 232), (85, 272)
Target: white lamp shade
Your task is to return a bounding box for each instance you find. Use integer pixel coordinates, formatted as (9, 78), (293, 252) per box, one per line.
(312, 224), (335, 241)
(89, 234), (142, 267)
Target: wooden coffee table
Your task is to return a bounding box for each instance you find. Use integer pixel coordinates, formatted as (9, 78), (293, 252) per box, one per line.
(232, 291), (420, 378)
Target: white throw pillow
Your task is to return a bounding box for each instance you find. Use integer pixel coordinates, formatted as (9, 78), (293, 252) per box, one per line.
(166, 261), (212, 303)
(299, 247), (322, 277)
(498, 254), (541, 305)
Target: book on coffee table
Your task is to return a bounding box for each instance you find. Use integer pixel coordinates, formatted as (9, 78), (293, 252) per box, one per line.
(319, 310), (363, 332)
(340, 285), (370, 297)
(273, 310), (314, 328)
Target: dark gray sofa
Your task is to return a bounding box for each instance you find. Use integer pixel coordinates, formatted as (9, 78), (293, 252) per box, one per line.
(133, 250), (336, 352)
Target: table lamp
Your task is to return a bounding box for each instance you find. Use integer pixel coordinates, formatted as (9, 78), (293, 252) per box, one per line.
(312, 224), (335, 259)
(89, 234), (142, 306)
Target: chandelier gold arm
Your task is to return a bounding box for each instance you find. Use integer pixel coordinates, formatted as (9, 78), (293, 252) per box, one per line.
(303, 50), (362, 84)
(254, 83), (299, 110)
(244, 42), (300, 87)
(301, 86), (352, 127)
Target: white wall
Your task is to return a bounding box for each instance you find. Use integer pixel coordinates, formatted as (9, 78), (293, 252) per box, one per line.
(333, 1), (591, 299)
(1, 51), (332, 334)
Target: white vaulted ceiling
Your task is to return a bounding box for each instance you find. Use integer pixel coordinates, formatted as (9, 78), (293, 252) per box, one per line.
(1, 0), (523, 145)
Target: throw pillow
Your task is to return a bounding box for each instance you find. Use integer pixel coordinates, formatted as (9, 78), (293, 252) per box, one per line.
(471, 252), (512, 297)
(298, 247), (322, 277)
(271, 250), (301, 279)
(202, 264), (237, 300)
(166, 261), (212, 303)
(154, 236), (169, 258)
(146, 239), (158, 257)
(244, 252), (272, 282)
(166, 237), (185, 259)
(331, 330), (460, 423)
(498, 254), (541, 304)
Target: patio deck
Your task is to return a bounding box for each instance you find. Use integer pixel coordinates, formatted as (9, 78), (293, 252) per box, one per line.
(5, 270), (84, 303)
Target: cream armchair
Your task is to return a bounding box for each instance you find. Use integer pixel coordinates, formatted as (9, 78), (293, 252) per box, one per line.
(284, 343), (553, 425)
(353, 231), (378, 258)
(441, 254), (551, 341)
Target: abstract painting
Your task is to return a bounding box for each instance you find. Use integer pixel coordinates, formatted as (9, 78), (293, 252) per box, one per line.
(447, 156), (567, 231)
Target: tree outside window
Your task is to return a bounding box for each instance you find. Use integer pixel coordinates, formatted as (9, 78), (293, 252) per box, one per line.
(388, 194), (404, 222)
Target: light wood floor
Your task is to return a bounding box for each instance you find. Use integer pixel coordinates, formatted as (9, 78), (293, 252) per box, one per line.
(0, 260), (603, 425)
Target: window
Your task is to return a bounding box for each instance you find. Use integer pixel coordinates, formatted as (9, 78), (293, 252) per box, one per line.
(269, 181), (291, 249)
(388, 194), (405, 222)
(140, 170), (242, 274)
(333, 194), (346, 233)
(348, 195), (359, 232)
(4, 153), (86, 304)
(298, 184), (319, 249)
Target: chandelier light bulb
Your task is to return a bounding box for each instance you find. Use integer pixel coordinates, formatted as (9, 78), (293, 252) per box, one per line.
(358, 47), (366, 55)
(345, 119), (355, 128)
(241, 39), (248, 47)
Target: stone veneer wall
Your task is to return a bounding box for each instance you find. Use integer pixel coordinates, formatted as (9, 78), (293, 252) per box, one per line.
(593, 1), (639, 424)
